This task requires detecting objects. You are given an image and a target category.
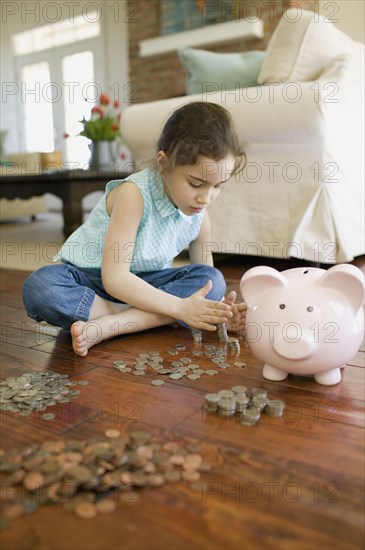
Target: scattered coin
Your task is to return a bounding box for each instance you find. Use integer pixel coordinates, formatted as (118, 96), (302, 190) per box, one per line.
(0, 371), (85, 416)
(113, 360), (128, 366)
(169, 373), (184, 380)
(42, 413), (56, 421)
(151, 380), (164, 386)
(74, 501), (97, 519)
(187, 374), (200, 380)
(105, 429), (121, 439)
(96, 498), (116, 514)
(110, 338), (246, 385)
(0, 431), (210, 526)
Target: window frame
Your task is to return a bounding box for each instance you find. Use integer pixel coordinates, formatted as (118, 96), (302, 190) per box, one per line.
(14, 35), (104, 162)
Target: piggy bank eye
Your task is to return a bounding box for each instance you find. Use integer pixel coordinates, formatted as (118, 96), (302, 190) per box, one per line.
(307, 306), (314, 312)
(279, 304), (286, 309)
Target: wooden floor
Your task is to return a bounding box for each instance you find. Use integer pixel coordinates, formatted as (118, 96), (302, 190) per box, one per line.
(0, 257), (364, 550)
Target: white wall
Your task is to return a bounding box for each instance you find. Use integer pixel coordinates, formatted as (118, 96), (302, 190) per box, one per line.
(319, 0), (364, 42)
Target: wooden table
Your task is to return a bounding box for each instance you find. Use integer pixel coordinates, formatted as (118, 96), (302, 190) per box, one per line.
(0, 169), (131, 237)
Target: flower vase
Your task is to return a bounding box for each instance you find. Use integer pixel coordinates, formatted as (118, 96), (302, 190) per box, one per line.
(89, 140), (116, 171)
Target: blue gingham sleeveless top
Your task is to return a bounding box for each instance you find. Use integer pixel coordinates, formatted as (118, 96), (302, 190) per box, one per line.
(54, 168), (204, 273)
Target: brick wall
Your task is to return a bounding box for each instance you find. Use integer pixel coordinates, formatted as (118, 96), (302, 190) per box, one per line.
(128, 0), (316, 103)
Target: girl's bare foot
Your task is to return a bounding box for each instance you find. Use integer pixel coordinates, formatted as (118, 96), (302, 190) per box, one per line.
(71, 321), (104, 357)
(70, 309), (174, 356)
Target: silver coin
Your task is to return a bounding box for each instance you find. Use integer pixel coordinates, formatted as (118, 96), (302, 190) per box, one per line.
(151, 379), (164, 386)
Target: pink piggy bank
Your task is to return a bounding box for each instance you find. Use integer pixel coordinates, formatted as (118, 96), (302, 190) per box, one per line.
(240, 265), (364, 385)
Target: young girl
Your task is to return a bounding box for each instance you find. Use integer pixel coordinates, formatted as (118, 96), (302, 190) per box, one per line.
(23, 102), (246, 356)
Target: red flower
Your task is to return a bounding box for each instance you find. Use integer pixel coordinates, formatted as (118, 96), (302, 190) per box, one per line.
(99, 93), (110, 106)
(78, 91), (123, 142)
(91, 106), (104, 118)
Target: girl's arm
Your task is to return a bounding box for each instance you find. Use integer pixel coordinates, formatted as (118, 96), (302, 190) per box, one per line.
(189, 211), (214, 266)
(102, 183), (231, 330)
(190, 209), (247, 333)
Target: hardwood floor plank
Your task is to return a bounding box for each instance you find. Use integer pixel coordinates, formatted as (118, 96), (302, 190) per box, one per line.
(1, 267), (364, 550)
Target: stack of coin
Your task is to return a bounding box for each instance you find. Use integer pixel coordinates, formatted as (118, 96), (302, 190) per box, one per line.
(217, 398), (237, 418)
(217, 323), (228, 342)
(203, 387), (285, 427)
(191, 330), (203, 345)
(250, 388), (269, 413)
(232, 388), (250, 412)
(226, 337), (240, 354)
(204, 393), (221, 413)
(265, 399), (286, 418)
(240, 404), (262, 426)
(0, 371), (86, 416)
(0, 430), (210, 525)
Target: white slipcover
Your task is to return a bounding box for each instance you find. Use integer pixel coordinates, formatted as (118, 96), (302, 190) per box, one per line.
(122, 10), (364, 263)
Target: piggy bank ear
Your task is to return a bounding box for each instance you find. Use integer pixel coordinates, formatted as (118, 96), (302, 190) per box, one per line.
(318, 264), (365, 311)
(240, 266), (287, 309)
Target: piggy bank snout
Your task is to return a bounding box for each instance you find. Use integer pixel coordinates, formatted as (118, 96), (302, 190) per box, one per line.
(273, 327), (317, 360)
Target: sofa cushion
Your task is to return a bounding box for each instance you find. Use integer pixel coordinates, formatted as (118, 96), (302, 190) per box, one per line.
(178, 47), (265, 95)
(258, 8), (352, 84)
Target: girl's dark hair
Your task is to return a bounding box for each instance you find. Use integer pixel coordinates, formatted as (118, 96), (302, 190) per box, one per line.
(157, 102), (245, 175)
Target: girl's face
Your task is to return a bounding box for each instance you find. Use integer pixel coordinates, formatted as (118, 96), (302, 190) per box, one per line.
(157, 153), (236, 216)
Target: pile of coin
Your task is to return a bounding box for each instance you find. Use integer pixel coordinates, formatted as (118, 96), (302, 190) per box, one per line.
(216, 323), (228, 342)
(0, 430), (210, 525)
(113, 341), (245, 384)
(0, 371), (88, 417)
(227, 337), (240, 354)
(204, 387), (285, 426)
(191, 330), (203, 345)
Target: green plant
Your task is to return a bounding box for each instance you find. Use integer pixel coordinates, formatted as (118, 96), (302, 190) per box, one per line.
(78, 93), (122, 142)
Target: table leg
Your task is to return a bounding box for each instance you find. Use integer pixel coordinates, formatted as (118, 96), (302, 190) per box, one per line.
(62, 199), (83, 238)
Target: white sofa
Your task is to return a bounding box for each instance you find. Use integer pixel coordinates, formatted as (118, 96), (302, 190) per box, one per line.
(122, 9), (364, 264)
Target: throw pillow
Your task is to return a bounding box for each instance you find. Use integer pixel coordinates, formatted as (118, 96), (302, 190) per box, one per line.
(258, 8), (352, 84)
(178, 47), (265, 95)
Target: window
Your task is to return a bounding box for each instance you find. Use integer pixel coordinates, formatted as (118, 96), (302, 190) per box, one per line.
(13, 13), (100, 55)
(22, 62), (54, 152)
(63, 51), (95, 166)
(13, 13), (103, 165)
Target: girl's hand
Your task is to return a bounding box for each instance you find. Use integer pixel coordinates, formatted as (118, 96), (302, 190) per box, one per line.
(180, 281), (233, 331)
(222, 290), (247, 333)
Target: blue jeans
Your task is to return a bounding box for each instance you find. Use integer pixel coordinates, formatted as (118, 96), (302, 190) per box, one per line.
(23, 263), (226, 329)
